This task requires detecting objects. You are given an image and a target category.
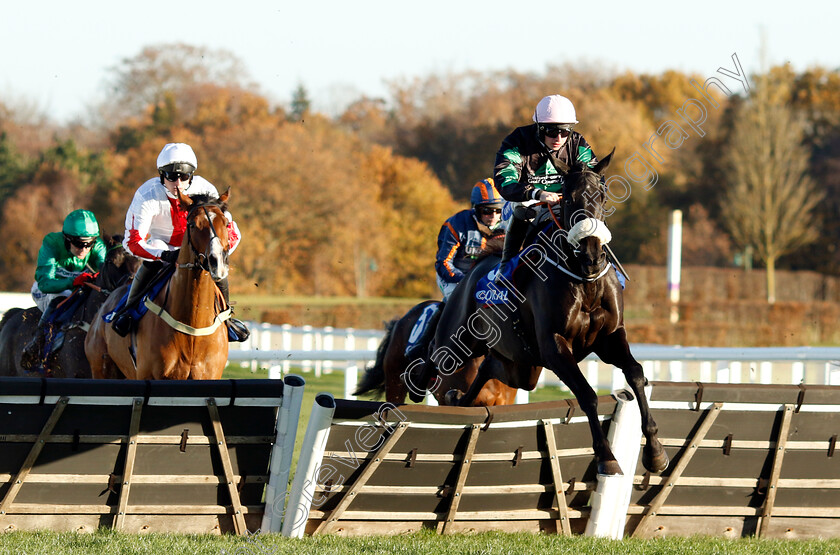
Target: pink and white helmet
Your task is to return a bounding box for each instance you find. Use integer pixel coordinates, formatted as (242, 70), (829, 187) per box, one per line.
(532, 95), (578, 124)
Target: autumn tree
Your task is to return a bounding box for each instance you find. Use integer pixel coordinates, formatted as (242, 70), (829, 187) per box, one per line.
(720, 75), (822, 303)
(0, 132), (29, 204)
(0, 138), (112, 289)
(99, 44), (257, 125)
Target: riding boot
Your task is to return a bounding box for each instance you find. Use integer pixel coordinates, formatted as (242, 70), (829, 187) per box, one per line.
(405, 302), (443, 360)
(496, 215), (530, 279)
(111, 262), (156, 337)
(21, 297), (62, 369)
(218, 277), (250, 342)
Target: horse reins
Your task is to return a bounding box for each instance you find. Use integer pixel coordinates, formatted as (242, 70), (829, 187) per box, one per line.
(535, 183), (612, 282)
(180, 205), (223, 273)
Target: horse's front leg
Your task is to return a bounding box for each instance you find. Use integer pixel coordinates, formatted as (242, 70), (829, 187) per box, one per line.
(595, 327), (669, 474)
(548, 333), (622, 475)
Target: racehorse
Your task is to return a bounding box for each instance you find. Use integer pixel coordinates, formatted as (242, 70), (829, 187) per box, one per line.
(85, 191), (233, 380)
(353, 300), (518, 406)
(422, 150), (669, 477)
(0, 235), (141, 378)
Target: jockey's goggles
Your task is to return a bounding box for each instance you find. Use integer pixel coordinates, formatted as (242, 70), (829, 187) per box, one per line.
(68, 237), (95, 249)
(539, 124), (574, 138)
(477, 206), (503, 216)
(161, 171), (193, 182)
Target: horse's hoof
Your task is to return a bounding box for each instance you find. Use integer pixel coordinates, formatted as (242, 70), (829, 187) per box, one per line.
(597, 459), (624, 476)
(643, 449), (670, 474)
(408, 390), (426, 403)
(444, 389), (462, 406)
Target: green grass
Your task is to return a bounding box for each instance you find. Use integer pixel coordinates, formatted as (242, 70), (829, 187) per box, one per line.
(2, 528), (840, 554)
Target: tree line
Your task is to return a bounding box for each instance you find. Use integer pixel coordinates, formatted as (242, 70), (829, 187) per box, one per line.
(0, 44), (837, 301)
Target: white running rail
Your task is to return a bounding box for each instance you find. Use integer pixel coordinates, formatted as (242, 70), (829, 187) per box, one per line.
(228, 327), (840, 402)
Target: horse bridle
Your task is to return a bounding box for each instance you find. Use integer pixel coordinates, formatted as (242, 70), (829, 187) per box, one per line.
(540, 169), (611, 280)
(180, 205), (227, 274)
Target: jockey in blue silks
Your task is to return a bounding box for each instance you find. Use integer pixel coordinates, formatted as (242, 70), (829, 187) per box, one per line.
(405, 179), (505, 360)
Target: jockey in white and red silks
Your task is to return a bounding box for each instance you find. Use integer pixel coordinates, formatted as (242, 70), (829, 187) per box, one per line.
(111, 143), (248, 341)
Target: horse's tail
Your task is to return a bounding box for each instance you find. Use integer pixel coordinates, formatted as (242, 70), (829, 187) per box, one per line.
(353, 318), (397, 398)
(0, 307), (24, 335)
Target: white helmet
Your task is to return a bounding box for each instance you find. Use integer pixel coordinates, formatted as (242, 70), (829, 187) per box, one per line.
(532, 95), (578, 124)
(157, 143), (198, 174)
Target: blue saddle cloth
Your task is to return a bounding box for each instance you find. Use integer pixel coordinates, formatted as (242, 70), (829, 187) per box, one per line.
(38, 289), (89, 365)
(48, 290), (87, 327)
(474, 249), (529, 306)
(474, 246), (626, 307)
(101, 266), (239, 341)
(103, 265), (175, 324)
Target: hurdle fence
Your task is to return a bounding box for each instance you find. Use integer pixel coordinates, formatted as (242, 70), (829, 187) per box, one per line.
(3, 377), (840, 538)
(0, 376), (304, 535)
(286, 382), (840, 539)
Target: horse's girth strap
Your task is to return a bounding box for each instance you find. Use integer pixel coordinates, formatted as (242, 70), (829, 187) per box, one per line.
(143, 298), (232, 336)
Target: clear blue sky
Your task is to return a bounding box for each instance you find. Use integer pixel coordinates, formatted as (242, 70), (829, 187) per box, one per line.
(2, 0), (836, 124)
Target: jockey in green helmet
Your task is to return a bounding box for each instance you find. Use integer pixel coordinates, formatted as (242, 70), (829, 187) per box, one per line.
(21, 209), (106, 370)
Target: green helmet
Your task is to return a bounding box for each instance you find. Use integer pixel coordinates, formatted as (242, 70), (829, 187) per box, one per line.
(62, 209), (100, 239)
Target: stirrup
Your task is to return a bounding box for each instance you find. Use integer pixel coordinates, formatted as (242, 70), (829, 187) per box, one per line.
(226, 318), (250, 342)
(111, 313), (134, 337)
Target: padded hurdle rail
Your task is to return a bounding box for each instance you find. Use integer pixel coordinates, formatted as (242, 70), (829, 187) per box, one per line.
(0, 376), (304, 535)
(284, 394), (621, 537)
(628, 382), (840, 539)
(287, 383), (840, 539)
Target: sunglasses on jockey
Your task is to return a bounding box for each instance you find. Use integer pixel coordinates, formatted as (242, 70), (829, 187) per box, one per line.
(67, 237), (95, 249)
(161, 170), (193, 182)
(477, 206), (503, 216)
(538, 123), (574, 138)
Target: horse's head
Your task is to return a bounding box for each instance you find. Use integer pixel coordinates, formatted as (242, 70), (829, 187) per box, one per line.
(561, 149), (614, 279)
(178, 189), (231, 281)
(98, 235), (141, 289)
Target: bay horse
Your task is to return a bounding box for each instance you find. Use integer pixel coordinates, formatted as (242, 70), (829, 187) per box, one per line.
(0, 235), (141, 378)
(353, 300), (518, 406)
(85, 190), (233, 380)
(421, 150), (669, 477)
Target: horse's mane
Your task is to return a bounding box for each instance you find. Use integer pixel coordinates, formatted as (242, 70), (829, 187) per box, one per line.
(103, 234), (126, 265)
(186, 193), (228, 214)
(476, 233), (505, 261)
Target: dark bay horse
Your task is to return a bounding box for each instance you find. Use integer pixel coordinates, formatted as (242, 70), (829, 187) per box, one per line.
(423, 151), (669, 477)
(85, 191), (233, 380)
(353, 300), (518, 406)
(0, 235), (140, 378)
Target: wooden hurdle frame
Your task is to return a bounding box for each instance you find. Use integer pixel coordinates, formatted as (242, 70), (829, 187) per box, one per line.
(628, 382), (840, 539)
(283, 394), (618, 537)
(285, 382), (840, 539)
(0, 376), (304, 534)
